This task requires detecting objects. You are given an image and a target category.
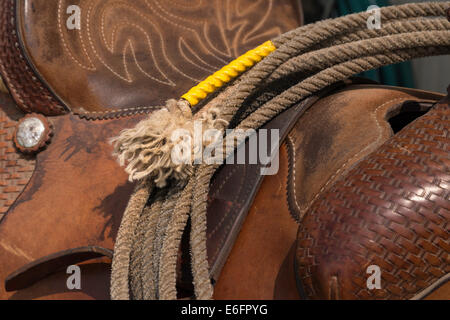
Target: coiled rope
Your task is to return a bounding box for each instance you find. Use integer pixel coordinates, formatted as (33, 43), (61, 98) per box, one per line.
(111, 2), (450, 300)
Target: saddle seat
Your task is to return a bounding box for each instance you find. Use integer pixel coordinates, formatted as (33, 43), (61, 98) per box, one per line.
(0, 0), (303, 115)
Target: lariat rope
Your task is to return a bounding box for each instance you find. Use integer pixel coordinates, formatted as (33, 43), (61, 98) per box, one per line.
(110, 2), (450, 300)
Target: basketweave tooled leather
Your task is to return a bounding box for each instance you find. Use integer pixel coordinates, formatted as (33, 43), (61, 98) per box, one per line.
(295, 97), (450, 300)
(1, 0), (303, 116)
(212, 84), (446, 300)
(0, 0), (67, 115)
(285, 85), (445, 223)
(206, 82), (441, 282)
(0, 92), (35, 221)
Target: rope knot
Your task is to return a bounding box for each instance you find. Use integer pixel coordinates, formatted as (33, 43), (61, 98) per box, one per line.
(111, 99), (228, 188)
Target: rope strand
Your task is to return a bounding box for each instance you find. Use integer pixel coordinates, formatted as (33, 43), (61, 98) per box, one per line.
(111, 180), (153, 300)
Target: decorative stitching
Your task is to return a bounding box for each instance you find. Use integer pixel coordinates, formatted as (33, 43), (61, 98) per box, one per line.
(290, 97), (411, 221)
(0, 0), (66, 115)
(207, 165), (241, 239)
(143, 0), (228, 63)
(209, 165), (254, 266)
(181, 40), (276, 106)
(179, 38), (216, 74)
(57, 0), (96, 71)
(86, 3), (130, 82)
(286, 133), (301, 221)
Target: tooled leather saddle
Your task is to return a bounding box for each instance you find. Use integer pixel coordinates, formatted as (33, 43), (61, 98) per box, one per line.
(0, 0), (448, 300)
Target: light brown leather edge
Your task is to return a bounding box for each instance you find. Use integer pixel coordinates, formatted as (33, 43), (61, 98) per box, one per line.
(411, 274), (450, 300)
(285, 85), (445, 223)
(5, 246), (113, 292)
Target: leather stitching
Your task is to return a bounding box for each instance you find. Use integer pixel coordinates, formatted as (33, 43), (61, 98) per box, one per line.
(57, 0), (96, 71)
(210, 165), (256, 264)
(207, 165), (241, 238)
(287, 134), (301, 217)
(0, 0), (66, 114)
(208, 166), (248, 264)
(288, 97), (410, 221)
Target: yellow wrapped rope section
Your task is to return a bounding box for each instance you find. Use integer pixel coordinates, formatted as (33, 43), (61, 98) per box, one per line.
(181, 40), (276, 106)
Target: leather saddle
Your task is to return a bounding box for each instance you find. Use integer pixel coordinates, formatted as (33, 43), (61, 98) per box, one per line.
(0, 0), (448, 300)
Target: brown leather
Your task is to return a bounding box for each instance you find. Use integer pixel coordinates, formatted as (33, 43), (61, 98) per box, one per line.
(0, 95), (46, 295)
(1, 0), (302, 115)
(0, 92), (35, 219)
(204, 80), (380, 284)
(1, 1), (447, 301)
(0, 0), (304, 299)
(7, 259), (111, 300)
(206, 94), (320, 281)
(0, 83), (320, 300)
(286, 85), (444, 222)
(1, 83), (446, 300)
(423, 278), (450, 300)
(213, 144), (300, 300)
(0, 111), (146, 299)
(211, 85), (446, 300)
(295, 98), (450, 300)
(0, 80), (351, 299)
(5, 246), (113, 292)
(0, 0), (67, 115)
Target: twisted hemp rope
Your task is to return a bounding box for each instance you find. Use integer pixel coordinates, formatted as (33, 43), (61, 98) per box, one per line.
(110, 2), (450, 300)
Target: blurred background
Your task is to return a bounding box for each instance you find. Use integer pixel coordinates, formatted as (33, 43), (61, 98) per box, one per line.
(301, 0), (449, 93)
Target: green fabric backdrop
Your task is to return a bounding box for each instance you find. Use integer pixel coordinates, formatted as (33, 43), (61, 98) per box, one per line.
(335, 0), (415, 87)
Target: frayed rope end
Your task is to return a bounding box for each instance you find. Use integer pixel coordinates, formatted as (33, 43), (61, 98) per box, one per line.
(110, 99), (228, 188)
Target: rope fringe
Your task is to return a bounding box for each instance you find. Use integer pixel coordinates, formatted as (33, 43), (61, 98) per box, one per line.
(111, 99), (227, 187)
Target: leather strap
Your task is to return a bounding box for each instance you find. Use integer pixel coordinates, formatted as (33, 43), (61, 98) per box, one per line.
(5, 246), (112, 292)
(206, 79), (373, 281)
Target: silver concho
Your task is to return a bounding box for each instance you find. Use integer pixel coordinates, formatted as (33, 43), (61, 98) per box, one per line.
(16, 117), (46, 148)
(14, 114), (52, 153)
